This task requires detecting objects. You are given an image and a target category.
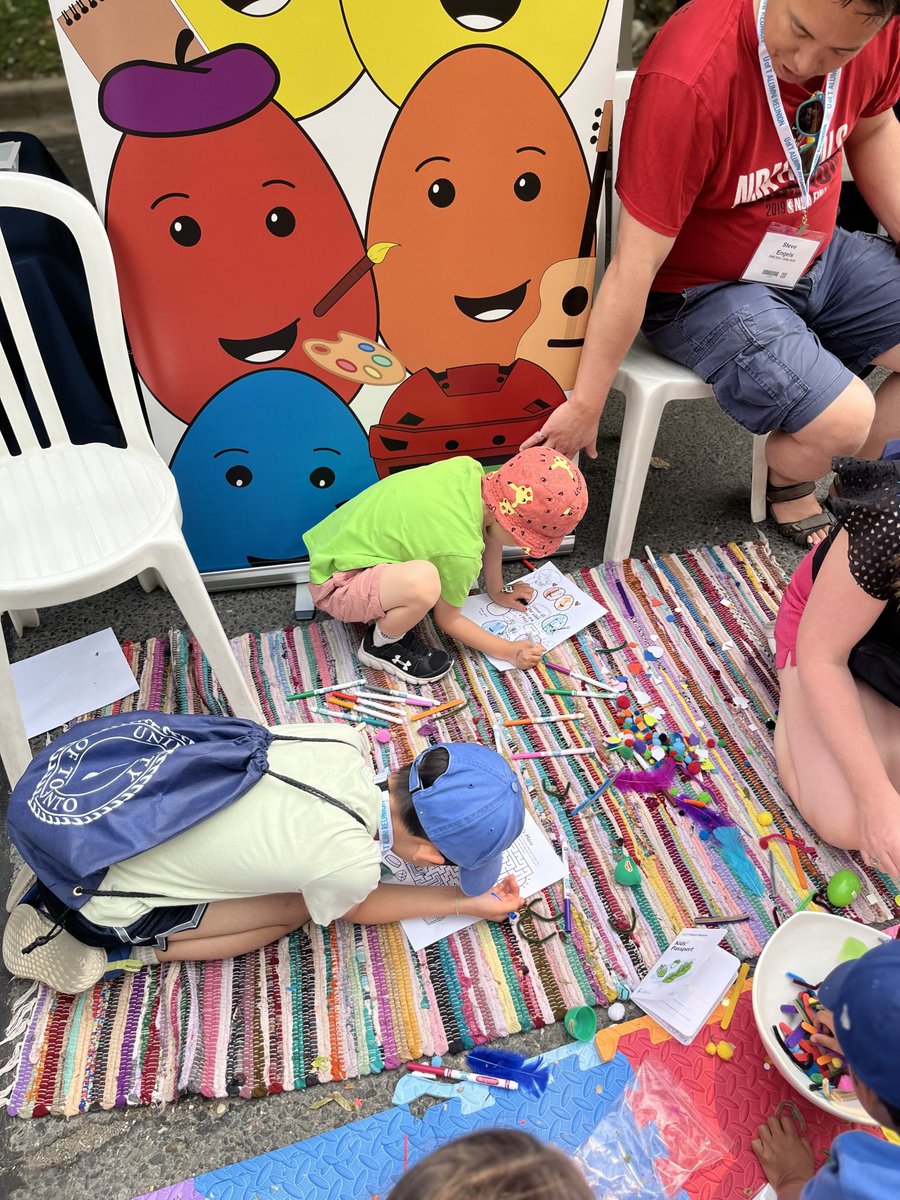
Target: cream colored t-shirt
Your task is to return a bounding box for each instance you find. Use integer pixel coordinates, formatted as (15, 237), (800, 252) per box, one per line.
(79, 724), (381, 929)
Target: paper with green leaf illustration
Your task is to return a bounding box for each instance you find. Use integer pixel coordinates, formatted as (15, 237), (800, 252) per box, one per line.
(631, 927), (739, 1045)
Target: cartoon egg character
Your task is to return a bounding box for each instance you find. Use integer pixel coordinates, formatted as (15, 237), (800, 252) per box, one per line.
(341, 0), (607, 105)
(169, 369), (378, 572)
(177, 0), (362, 119)
(367, 47), (589, 374)
(101, 45), (376, 423)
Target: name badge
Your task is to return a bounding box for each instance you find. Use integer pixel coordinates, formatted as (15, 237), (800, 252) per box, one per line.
(742, 223), (825, 289)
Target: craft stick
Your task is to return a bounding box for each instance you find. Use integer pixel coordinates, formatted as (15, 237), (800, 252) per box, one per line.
(412, 700), (466, 722)
(503, 714), (585, 727)
(312, 704), (388, 729)
(510, 747), (598, 762)
(787, 837), (807, 890)
(720, 962), (750, 1032)
(286, 677), (364, 700)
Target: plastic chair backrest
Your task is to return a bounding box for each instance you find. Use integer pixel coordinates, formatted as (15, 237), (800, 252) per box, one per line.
(0, 172), (155, 460)
(609, 69), (636, 255)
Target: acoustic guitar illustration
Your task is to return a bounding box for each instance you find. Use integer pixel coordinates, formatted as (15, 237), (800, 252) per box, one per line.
(516, 100), (612, 390)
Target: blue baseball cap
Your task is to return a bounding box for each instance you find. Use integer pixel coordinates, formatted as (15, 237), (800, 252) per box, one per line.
(409, 742), (525, 896)
(818, 940), (900, 1108)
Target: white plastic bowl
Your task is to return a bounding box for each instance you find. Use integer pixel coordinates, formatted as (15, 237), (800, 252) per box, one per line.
(751, 911), (889, 1126)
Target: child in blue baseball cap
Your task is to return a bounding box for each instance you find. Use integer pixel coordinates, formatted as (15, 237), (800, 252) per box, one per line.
(4, 719), (526, 994)
(751, 940), (900, 1199)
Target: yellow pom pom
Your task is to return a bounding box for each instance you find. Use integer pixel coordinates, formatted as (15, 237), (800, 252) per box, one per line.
(716, 1041), (735, 1061)
(705, 1041), (717, 1056)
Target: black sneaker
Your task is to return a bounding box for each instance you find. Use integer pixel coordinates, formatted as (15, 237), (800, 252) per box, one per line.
(358, 627), (453, 684)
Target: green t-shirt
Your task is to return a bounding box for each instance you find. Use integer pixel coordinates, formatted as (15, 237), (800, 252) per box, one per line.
(305, 456), (486, 607)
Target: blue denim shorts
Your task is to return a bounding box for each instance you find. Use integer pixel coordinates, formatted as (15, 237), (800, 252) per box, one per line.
(641, 228), (900, 435)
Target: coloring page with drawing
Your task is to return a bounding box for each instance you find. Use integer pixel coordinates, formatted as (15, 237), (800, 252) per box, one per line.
(381, 813), (563, 951)
(461, 562), (608, 671)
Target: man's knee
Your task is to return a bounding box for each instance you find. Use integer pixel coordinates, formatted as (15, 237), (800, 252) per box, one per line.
(794, 376), (875, 456)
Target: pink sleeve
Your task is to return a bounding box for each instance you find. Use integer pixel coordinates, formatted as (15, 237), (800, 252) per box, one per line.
(615, 71), (720, 238)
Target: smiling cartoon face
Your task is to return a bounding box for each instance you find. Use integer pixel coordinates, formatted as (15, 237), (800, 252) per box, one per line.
(106, 101), (376, 422)
(367, 47), (589, 374)
(177, 0), (362, 118)
(169, 369), (378, 571)
(341, 0), (607, 104)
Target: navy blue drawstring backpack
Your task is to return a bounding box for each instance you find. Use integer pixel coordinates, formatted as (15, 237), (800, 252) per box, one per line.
(7, 711), (368, 911)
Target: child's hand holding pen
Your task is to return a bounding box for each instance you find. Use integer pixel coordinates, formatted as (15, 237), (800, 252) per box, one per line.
(494, 581), (536, 610)
(512, 634), (545, 669)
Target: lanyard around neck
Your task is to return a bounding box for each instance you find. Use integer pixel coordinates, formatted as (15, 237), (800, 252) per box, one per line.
(756, 0), (840, 210)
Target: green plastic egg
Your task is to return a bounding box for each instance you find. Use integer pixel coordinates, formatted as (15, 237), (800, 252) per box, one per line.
(826, 870), (861, 908)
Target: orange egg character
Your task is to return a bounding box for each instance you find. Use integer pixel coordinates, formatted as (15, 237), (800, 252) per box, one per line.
(367, 47), (589, 374)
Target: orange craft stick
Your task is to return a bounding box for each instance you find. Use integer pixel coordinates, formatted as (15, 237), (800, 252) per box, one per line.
(412, 700), (464, 722)
(787, 837), (807, 889)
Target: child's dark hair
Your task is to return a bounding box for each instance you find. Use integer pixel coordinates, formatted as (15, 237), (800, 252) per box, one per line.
(389, 747), (450, 841)
(385, 1129), (593, 1200)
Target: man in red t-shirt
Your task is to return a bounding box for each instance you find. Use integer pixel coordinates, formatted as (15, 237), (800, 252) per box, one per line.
(524, 0), (900, 547)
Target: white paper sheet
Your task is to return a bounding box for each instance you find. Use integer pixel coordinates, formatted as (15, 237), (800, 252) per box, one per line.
(631, 927), (739, 1045)
(460, 561), (608, 671)
(382, 813), (564, 952)
(10, 628), (139, 737)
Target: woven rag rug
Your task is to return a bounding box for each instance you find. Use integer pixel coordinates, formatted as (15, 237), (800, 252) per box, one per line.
(2, 541), (897, 1118)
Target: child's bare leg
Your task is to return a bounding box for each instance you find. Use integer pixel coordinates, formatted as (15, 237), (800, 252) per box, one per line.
(155, 893), (310, 963)
(377, 561), (441, 638)
(776, 665), (900, 846)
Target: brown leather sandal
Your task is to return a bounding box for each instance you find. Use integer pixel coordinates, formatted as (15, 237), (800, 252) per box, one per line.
(765, 480), (835, 548)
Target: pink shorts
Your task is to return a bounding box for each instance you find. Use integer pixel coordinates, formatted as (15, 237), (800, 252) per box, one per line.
(773, 549), (815, 669)
(308, 565), (387, 624)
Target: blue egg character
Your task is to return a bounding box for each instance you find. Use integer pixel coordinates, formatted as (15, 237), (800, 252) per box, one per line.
(170, 370), (377, 571)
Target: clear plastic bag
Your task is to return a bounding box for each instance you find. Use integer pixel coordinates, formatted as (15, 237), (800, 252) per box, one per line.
(575, 1062), (730, 1199)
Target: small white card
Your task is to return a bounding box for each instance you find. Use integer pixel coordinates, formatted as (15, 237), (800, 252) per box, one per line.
(742, 226), (823, 289)
(382, 813), (563, 952)
(10, 628), (139, 737)
(0, 140), (21, 171)
(631, 927), (739, 1045)
(460, 561), (608, 672)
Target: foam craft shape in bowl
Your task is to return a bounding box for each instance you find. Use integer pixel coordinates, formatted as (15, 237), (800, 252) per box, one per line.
(752, 911), (888, 1126)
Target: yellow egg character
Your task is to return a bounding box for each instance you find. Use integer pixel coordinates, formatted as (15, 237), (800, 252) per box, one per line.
(341, 0), (608, 104)
(178, 0), (362, 118)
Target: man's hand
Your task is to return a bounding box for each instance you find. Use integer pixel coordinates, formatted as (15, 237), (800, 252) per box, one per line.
(520, 400), (600, 459)
(464, 874), (523, 921)
(751, 1114), (815, 1200)
(488, 582), (536, 610)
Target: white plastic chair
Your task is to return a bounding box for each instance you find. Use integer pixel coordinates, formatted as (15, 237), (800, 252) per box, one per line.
(0, 172), (263, 788)
(602, 70), (768, 561)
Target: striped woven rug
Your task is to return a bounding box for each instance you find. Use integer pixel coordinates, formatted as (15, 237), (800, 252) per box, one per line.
(2, 542), (895, 1118)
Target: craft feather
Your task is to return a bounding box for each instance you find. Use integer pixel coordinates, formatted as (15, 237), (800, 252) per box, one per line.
(666, 795), (734, 835)
(710, 825), (766, 896)
(466, 1048), (549, 1096)
(612, 760), (676, 793)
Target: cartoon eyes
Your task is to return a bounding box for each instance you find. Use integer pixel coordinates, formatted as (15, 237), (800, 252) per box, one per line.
(266, 206), (296, 237)
(426, 173), (542, 208)
(225, 465), (253, 488)
(309, 466), (336, 489)
(169, 216), (202, 247)
(427, 178), (456, 208)
(514, 172), (541, 201)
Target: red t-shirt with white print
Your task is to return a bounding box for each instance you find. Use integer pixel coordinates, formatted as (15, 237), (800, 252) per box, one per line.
(615, 0), (900, 292)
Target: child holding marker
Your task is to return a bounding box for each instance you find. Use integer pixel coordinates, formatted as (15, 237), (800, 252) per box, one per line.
(752, 940), (900, 1199)
(303, 448), (588, 683)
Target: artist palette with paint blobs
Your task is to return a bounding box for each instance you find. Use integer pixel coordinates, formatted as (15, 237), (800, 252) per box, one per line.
(302, 331), (406, 386)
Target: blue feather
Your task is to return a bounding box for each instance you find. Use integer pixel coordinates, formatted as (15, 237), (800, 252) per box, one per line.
(466, 1047), (550, 1096)
(712, 826), (766, 896)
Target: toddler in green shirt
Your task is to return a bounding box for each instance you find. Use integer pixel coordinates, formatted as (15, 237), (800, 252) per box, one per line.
(304, 447), (588, 682)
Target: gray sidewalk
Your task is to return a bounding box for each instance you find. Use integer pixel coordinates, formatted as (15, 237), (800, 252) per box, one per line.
(0, 88), (815, 1200)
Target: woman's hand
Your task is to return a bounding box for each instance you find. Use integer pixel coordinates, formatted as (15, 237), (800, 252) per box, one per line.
(857, 790), (900, 877)
(464, 875), (523, 922)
